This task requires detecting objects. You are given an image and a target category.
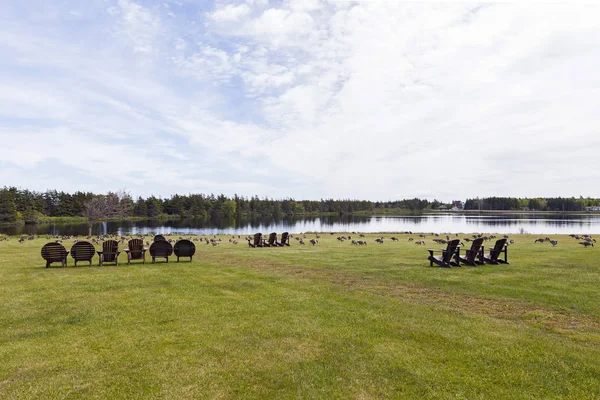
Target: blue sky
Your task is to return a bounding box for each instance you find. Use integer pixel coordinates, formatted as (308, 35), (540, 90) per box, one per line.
(1, 1), (599, 201)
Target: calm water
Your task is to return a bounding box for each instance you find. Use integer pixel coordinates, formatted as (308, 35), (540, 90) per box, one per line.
(3, 213), (600, 236)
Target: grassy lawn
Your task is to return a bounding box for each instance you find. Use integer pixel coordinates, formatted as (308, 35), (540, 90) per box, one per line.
(1, 232), (599, 399)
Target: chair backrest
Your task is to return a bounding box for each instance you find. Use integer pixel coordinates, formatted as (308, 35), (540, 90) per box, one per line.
(266, 232), (277, 245)
(280, 232), (289, 245)
(150, 240), (173, 257)
(442, 239), (461, 262)
(466, 238), (484, 260)
(41, 242), (67, 262)
(253, 233), (262, 246)
(489, 238), (508, 261)
(71, 241), (95, 261)
(128, 239), (144, 259)
(102, 240), (119, 262)
(174, 239), (196, 257)
(154, 235), (166, 242)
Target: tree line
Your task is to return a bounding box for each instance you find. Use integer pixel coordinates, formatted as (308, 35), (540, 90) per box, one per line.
(1, 187), (599, 225)
(0, 187), (380, 223)
(463, 196), (600, 212)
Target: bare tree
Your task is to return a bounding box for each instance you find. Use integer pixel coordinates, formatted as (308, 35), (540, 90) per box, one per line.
(82, 191), (130, 238)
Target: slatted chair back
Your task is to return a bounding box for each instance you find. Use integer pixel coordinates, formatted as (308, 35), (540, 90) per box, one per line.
(127, 239), (146, 264)
(462, 238), (484, 265)
(100, 240), (120, 266)
(70, 241), (96, 267)
(265, 232), (277, 247)
(174, 239), (196, 262)
(154, 235), (166, 242)
(41, 242), (68, 268)
(485, 238), (509, 264)
(149, 240), (173, 263)
(248, 233), (263, 248)
(279, 232), (290, 246)
(442, 239), (461, 263)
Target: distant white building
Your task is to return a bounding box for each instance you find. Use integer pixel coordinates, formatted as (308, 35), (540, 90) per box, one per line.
(587, 206), (600, 211)
(451, 200), (464, 210)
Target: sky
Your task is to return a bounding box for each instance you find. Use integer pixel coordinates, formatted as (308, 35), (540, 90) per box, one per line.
(1, 1), (599, 202)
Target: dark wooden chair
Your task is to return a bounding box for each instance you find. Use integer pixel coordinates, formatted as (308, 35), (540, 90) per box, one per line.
(428, 239), (461, 268)
(174, 239), (195, 262)
(483, 239), (509, 264)
(154, 235), (166, 242)
(264, 232), (277, 247)
(98, 240), (120, 266)
(125, 238), (147, 264)
(149, 240), (173, 263)
(248, 233), (265, 248)
(278, 232), (290, 246)
(457, 238), (484, 266)
(41, 242), (69, 268)
(70, 241), (96, 267)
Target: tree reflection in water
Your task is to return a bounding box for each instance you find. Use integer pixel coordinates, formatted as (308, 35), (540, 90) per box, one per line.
(2, 213), (600, 236)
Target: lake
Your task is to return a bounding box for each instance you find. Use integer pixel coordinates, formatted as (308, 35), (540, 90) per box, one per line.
(3, 213), (600, 236)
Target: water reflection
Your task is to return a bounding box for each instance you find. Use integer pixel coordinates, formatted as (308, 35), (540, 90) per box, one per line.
(2, 213), (600, 236)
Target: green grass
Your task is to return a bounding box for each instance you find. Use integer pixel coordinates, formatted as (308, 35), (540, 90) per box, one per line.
(1, 233), (599, 399)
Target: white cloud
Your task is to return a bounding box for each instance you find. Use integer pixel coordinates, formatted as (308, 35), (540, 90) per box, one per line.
(209, 3), (251, 22)
(1, 1), (600, 201)
(115, 0), (161, 53)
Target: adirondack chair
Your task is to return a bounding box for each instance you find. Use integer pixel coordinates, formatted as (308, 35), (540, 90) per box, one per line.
(428, 239), (461, 268)
(98, 240), (120, 266)
(154, 234), (166, 242)
(70, 241), (96, 267)
(278, 232), (290, 246)
(483, 238), (509, 264)
(264, 232), (277, 247)
(149, 240), (173, 263)
(457, 238), (484, 266)
(248, 233), (265, 248)
(125, 239), (146, 264)
(41, 242), (69, 268)
(174, 239), (195, 262)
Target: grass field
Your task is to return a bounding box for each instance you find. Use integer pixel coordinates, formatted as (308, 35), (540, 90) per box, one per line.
(1, 232), (599, 399)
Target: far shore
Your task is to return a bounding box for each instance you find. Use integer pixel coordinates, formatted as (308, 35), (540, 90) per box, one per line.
(2, 209), (600, 228)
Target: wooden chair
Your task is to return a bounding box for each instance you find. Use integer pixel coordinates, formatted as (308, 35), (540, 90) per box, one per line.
(428, 239), (461, 268)
(154, 234), (166, 242)
(174, 239), (195, 262)
(41, 242), (69, 268)
(278, 232), (290, 246)
(149, 240), (173, 263)
(248, 233), (265, 248)
(98, 240), (120, 266)
(264, 232), (277, 247)
(457, 238), (484, 266)
(70, 241), (96, 267)
(483, 239), (509, 264)
(125, 239), (146, 264)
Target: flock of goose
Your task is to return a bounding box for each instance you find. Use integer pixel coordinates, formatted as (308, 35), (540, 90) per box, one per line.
(533, 234), (596, 247)
(6, 231), (597, 249)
